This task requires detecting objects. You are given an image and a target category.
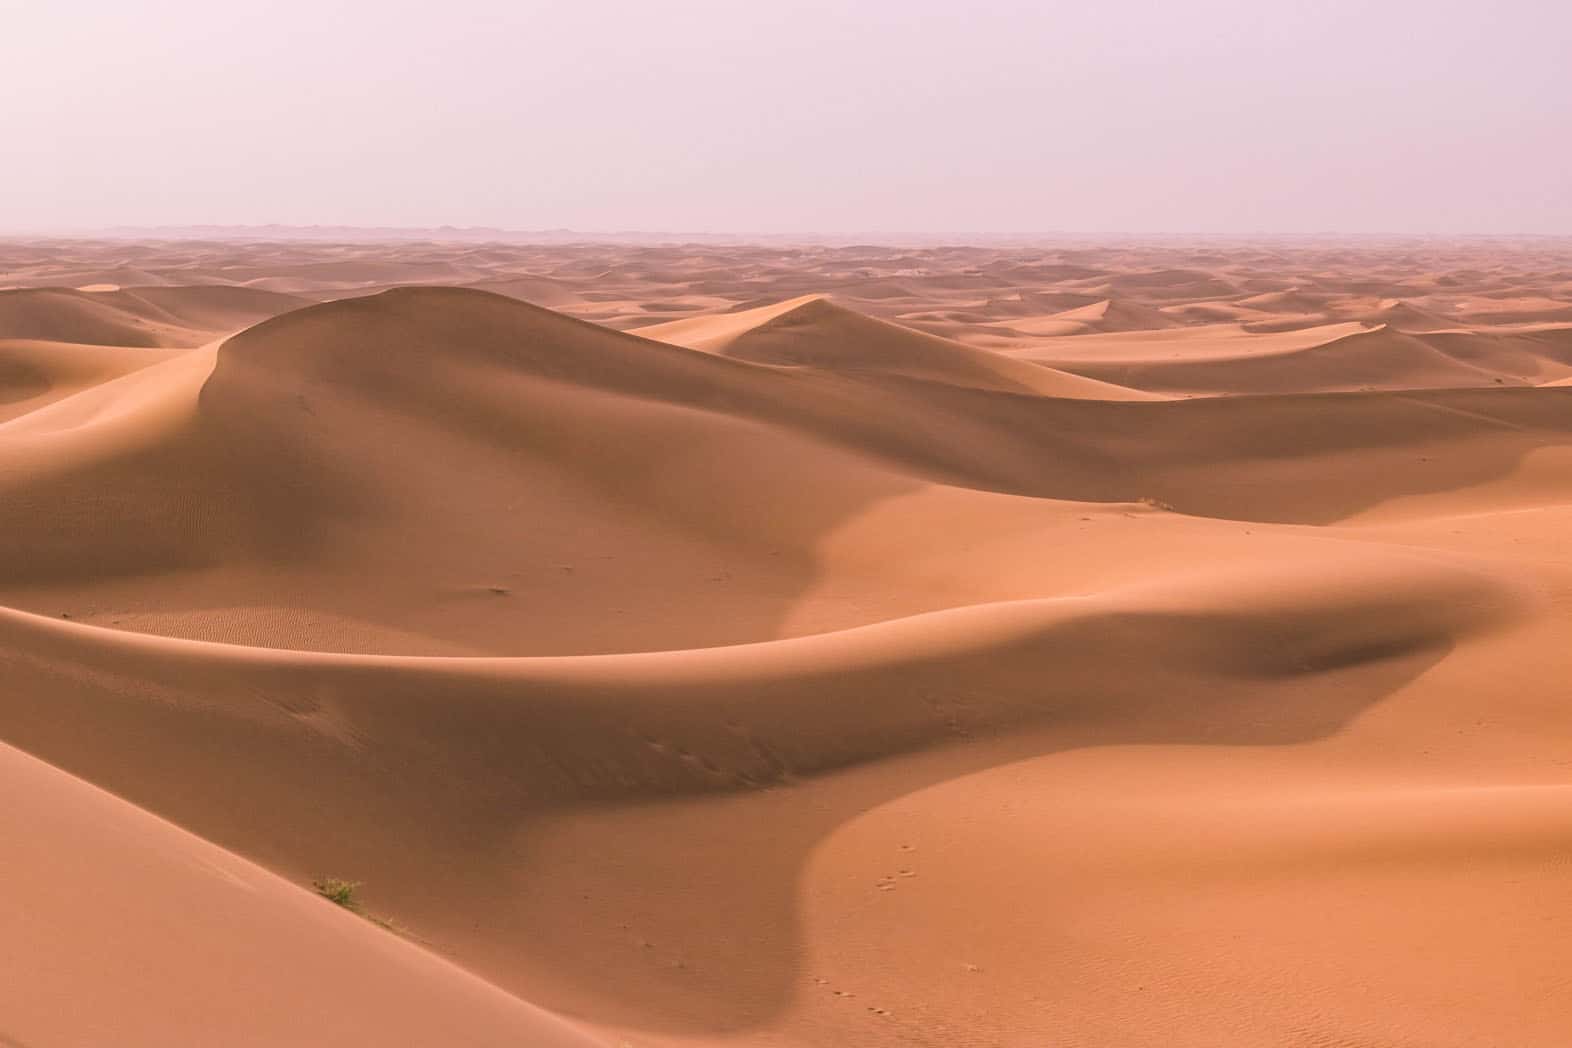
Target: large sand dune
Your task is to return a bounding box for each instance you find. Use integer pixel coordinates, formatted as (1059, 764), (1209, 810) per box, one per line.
(3, 236), (1572, 1046)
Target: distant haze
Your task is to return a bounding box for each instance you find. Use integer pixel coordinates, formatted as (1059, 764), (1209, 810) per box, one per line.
(5, 0), (1569, 235)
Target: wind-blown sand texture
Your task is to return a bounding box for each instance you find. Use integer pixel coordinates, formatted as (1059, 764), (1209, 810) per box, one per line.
(4, 234), (1572, 1047)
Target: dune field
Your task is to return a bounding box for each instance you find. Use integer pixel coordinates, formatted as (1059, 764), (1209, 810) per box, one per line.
(4, 234), (1572, 1047)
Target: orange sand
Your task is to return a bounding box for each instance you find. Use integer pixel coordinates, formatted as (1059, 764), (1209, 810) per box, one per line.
(3, 235), (1572, 1047)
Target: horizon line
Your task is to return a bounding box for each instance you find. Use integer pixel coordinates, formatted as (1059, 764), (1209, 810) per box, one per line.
(6, 224), (1572, 245)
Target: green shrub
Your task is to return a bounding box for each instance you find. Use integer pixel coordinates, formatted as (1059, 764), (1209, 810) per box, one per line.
(312, 877), (363, 911)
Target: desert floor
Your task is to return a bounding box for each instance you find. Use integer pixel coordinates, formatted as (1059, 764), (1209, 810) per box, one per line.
(3, 234), (1572, 1047)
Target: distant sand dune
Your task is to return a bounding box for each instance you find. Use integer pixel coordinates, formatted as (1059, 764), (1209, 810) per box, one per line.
(0, 284), (308, 347)
(638, 294), (1156, 398)
(0, 337), (177, 421)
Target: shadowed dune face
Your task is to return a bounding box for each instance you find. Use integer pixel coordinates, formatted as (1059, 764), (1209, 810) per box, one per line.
(4, 237), (1572, 1047)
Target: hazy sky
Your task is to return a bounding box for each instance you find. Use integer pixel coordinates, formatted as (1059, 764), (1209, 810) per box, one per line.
(4, 0), (1569, 235)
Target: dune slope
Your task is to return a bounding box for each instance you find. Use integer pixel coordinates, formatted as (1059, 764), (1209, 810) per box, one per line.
(0, 740), (610, 1048)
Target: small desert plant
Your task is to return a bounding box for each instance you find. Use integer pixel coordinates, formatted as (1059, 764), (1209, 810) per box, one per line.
(312, 877), (363, 911)
(311, 877), (401, 933)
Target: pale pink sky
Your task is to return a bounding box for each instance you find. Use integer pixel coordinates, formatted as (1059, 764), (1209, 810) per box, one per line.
(4, 0), (1569, 234)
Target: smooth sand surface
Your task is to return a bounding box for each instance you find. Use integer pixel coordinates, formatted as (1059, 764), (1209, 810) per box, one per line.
(3, 236), (1572, 1046)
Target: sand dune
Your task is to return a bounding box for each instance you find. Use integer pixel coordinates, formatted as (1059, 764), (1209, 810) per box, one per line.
(0, 285), (308, 347)
(1451, 294), (1572, 324)
(1031, 323), (1530, 394)
(0, 551), (1531, 1039)
(636, 294), (1154, 398)
(4, 236), (1572, 1047)
(1236, 287), (1333, 314)
(1363, 296), (1464, 331)
(0, 338), (178, 421)
(1040, 296), (1181, 333)
(0, 287), (178, 346)
(8, 287), (1570, 651)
